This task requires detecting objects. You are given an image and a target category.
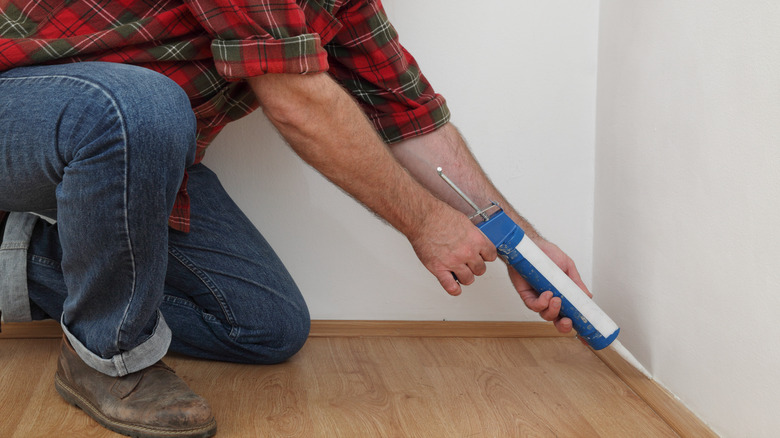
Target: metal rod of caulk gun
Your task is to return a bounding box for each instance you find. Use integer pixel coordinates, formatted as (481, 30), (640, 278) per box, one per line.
(436, 167), (490, 222)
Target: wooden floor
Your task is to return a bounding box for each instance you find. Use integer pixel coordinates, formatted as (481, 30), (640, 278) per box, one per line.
(0, 321), (715, 437)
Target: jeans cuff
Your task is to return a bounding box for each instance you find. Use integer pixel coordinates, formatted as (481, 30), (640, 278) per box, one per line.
(62, 310), (172, 377)
(0, 212), (38, 323)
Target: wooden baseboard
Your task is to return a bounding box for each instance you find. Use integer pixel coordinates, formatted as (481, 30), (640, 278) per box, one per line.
(0, 320), (61, 339)
(308, 320), (572, 338)
(0, 319), (716, 437)
(593, 346), (717, 437)
(0, 319), (571, 340)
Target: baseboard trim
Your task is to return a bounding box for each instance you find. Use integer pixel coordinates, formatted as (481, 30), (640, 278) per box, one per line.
(0, 319), (571, 340)
(0, 319), (716, 437)
(0, 320), (61, 339)
(308, 320), (572, 338)
(593, 346), (717, 437)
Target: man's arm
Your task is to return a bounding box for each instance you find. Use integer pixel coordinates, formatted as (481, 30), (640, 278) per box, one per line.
(248, 72), (586, 333)
(248, 72), (496, 295)
(391, 123), (592, 332)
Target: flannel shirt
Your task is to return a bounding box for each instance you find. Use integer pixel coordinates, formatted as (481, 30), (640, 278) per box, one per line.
(0, 0), (450, 232)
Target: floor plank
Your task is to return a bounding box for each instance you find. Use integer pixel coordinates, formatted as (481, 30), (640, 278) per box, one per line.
(1, 337), (679, 437)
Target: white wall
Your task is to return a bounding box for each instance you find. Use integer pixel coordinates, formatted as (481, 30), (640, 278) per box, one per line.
(200, 0), (780, 434)
(203, 0), (600, 321)
(595, 2), (780, 437)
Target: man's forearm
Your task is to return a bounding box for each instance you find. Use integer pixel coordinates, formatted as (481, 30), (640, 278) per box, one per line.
(390, 123), (541, 240)
(248, 72), (441, 239)
(247, 72), (497, 295)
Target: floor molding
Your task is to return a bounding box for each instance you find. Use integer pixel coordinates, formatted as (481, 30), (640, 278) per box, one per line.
(308, 319), (573, 338)
(0, 320), (61, 339)
(1, 319), (716, 436)
(0, 319), (572, 340)
(593, 346), (717, 437)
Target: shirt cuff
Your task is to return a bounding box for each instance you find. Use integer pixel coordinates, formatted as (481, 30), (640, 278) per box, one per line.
(369, 96), (451, 144)
(212, 33), (330, 80)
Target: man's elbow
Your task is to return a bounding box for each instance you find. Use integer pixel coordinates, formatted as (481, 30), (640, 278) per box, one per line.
(247, 72), (337, 128)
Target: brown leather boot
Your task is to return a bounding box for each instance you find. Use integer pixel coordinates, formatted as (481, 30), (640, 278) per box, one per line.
(54, 336), (217, 438)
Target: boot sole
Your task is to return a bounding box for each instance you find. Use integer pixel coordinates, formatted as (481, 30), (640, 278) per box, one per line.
(54, 372), (217, 438)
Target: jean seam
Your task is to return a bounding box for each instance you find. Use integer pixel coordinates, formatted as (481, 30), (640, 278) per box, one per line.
(2, 74), (142, 352)
(161, 295), (218, 322)
(167, 245), (240, 339)
(79, 75), (139, 351)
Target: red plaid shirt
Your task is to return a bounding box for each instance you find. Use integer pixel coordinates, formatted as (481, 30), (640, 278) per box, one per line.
(0, 0), (449, 231)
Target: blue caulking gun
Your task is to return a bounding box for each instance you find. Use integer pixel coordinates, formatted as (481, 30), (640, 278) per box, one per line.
(437, 168), (619, 350)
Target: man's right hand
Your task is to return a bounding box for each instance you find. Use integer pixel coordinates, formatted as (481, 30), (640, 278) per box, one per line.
(408, 206), (497, 296)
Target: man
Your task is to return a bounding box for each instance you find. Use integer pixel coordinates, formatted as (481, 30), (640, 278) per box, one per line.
(0, 1), (590, 437)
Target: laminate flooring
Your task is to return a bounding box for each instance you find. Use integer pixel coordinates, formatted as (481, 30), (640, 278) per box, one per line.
(1, 335), (683, 437)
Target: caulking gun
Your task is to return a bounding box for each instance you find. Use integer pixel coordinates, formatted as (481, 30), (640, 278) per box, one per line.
(437, 168), (620, 350)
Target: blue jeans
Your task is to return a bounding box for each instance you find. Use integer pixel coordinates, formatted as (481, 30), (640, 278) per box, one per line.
(0, 62), (310, 376)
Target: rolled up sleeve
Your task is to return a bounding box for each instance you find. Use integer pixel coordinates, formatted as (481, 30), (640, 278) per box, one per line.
(185, 0), (340, 80)
(325, 0), (450, 144)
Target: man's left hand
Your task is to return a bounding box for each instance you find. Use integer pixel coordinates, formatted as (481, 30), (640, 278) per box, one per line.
(507, 238), (592, 333)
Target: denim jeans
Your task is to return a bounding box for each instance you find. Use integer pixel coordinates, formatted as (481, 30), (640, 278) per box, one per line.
(0, 62), (310, 376)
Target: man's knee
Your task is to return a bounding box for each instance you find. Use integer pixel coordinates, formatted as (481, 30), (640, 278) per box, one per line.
(56, 62), (196, 167)
(236, 299), (311, 365)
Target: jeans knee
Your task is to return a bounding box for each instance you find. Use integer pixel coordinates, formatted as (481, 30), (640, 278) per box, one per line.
(239, 301), (311, 365)
(274, 307), (311, 362)
(64, 62), (196, 168)
(106, 66), (196, 166)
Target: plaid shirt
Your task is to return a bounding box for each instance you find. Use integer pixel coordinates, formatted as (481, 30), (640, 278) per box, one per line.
(0, 0), (450, 231)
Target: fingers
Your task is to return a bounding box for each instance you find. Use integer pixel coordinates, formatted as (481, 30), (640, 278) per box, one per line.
(436, 260), (482, 296)
(538, 292), (562, 321)
(521, 290), (573, 334)
(436, 272), (462, 296)
(428, 238), (494, 296)
(539, 295), (574, 334)
(466, 257), (487, 278)
(523, 290), (559, 319)
(480, 245), (498, 263)
(554, 317), (573, 333)
(411, 208), (498, 296)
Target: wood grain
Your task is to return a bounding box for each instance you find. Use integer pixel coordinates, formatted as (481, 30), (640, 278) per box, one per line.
(593, 346), (718, 438)
(1, 337), (682, 437)
(0, 321), (716, 437)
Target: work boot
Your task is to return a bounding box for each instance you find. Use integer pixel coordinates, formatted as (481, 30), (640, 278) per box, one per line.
(54, 336), (217, 438)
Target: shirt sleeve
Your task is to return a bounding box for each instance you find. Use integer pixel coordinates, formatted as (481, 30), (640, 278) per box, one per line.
(325, 0), (450, 144)
(183, 0), (342, 80)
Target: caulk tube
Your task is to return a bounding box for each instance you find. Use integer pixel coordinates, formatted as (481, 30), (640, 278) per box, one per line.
(477, 210), (620, 350)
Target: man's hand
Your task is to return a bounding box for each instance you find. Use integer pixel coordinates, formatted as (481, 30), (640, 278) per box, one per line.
(409, 207), (497, 296)
(508, 238), (592, 333)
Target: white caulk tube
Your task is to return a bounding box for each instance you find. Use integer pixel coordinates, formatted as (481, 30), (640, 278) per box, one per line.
(478, 209), (620, 350)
